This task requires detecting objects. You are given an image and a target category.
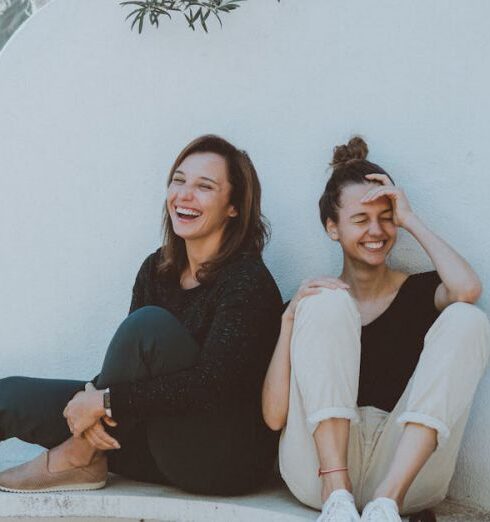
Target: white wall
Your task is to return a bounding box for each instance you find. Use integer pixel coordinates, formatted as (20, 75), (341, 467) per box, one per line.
(1, 0), (489, 510)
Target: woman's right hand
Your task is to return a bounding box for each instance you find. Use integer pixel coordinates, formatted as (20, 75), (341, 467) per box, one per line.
(282, 276), (350, 323)
(83, 417), (120, 450)
(82, 382), (121, 451)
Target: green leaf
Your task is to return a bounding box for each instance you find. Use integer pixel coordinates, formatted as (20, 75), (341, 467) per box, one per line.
(125, 8), (142, 21)
(130, 10), (145, 31)
(121, 0), (279, 33)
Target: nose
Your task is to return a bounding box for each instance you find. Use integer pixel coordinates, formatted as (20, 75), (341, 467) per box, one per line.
(367, 219), (384, 236)
(177, 184), (194, 201)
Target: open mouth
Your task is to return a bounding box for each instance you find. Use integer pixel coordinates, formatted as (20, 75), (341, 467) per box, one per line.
(175, 206), (202, 222)
(360, 240), (387, 252)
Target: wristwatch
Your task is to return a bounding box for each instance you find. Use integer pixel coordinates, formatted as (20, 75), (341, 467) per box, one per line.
(103, 388), (112, 418)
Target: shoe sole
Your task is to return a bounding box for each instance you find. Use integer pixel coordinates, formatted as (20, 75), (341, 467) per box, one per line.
(0, 481), (106, 493)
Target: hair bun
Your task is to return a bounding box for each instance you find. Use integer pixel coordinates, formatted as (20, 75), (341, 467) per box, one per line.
(331, 136), (368, 167)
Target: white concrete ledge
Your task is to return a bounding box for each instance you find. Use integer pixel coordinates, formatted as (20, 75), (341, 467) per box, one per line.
(1, 474), (490, 522)
(0, 447), (489, 521)
(0, 474), (317, 521)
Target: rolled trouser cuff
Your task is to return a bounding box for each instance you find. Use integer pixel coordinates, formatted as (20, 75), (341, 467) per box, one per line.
(397, 411), (450, 448)
(307, 407), (360, 435)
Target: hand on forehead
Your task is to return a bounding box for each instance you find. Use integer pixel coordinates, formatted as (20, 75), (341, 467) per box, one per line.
(340, 182), (393, 213)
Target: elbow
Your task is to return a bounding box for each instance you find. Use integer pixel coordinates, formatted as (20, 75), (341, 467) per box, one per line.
(262, 399), (287, 431)
(469, 280), (483, 302)
(263, 411), (286, 431)
(261, 382), (289, 431)
(456, 281), (482, 304)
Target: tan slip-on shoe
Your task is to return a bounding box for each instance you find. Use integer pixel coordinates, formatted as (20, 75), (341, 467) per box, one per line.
(0, 450), (107, 493)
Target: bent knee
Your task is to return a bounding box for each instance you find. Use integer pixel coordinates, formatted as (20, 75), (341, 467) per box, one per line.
(439, 302), (490, 361)
(120, 305), (176, 337)
(295, 288), (357, 326)
(128, 305), (174, 323)
(441, 302), (490, 337)
(442, 301), (487, 322)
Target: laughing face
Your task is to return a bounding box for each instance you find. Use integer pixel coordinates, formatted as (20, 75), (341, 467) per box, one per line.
(166, 152), (238, 243)
(326, 182), (397, 267)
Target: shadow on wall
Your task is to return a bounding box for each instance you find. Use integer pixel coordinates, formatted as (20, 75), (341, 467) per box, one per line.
(0, 0), (49, 51)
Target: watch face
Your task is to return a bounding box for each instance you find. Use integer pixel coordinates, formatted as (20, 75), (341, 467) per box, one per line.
(103, 391), (111, 409)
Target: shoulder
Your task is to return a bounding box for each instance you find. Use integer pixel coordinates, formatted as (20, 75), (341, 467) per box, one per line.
(405, 270), (441, 291)
(217, 253), (273, 282)
(135, 247), (164, 280)
(401, 270), (441, 315)
(213, 254), (281, 298)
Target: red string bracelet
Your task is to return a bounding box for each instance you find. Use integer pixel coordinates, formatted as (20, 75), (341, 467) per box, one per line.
(318, 466), (348, 477)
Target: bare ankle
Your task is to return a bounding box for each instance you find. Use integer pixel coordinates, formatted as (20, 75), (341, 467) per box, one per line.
(50, 439), (102, 470)
(374, 482), (404, 510)
(66, 452), (95, 468)
(321, 472), (352, 503)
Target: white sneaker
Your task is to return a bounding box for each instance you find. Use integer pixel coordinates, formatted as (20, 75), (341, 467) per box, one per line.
(317, 489), (361, 521)
(361, 497), (402, 521)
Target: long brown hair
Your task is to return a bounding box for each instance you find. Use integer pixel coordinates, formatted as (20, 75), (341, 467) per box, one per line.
(319, 136), (395, 225)
(158, 134), (270, 284)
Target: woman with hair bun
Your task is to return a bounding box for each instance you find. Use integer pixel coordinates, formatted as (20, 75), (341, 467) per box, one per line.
(263, 136), (490, 521)
(0, 134), (283, 496)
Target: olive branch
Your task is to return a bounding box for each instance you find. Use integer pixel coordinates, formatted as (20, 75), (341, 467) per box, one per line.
(120, 0), (280, 34)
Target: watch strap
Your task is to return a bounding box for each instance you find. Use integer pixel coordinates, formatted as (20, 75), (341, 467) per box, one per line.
(103, 388), (112, 418)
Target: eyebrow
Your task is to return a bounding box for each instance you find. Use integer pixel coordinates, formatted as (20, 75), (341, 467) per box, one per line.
(200, 176), (219, 185)
(350, 208), (393, 219)
(173, 170), (219, 185)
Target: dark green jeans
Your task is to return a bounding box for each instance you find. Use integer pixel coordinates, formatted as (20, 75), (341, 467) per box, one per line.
(0, 306), (277, 495)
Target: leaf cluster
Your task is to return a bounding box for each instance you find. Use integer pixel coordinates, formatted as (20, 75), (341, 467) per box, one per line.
(120, 0), (279, 34)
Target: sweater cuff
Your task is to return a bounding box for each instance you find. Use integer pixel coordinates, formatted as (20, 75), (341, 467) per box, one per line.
(107, 382), (136, 421)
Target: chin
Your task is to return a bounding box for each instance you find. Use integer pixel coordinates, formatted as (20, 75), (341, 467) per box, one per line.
(173, 229), (198, 241)
(350, 251), (388, 268)
(170, 224), (194, 239)
(365, 258), (387, 267)
(172, 225), (210, 242)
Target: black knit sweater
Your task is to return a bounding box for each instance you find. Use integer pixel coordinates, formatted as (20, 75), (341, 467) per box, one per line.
(109, 248), (283, 421)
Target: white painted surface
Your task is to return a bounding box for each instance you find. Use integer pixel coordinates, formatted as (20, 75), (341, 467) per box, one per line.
(0, 0), (489, 511)
(0, 467), (317, 521)
(0, 463), (488, 522)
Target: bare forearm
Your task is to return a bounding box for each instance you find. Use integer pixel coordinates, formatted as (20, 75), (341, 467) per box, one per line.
(403, 213), (481, 302)
(262, 317), (293, 431)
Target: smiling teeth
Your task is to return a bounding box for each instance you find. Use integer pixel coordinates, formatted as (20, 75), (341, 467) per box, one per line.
(176, 207), (201, 217)
(364, 241), (384, 249)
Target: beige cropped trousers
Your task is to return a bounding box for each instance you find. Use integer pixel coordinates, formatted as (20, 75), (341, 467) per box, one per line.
(279, 288), (490, 515)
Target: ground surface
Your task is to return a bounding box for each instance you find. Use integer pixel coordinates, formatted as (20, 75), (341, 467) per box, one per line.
(0, 443), (489, 521)
(0, 472), (489, 521)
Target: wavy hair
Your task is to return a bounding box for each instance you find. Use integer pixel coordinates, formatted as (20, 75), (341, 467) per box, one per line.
(157, 134), (270, 283)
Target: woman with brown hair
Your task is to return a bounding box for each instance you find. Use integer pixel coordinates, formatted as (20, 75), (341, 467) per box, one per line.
(262, 136), (490, 521)
(0, 134), (283, 495)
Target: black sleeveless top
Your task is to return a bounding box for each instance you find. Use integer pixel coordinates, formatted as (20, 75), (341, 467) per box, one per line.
(358, 271), (442, 411)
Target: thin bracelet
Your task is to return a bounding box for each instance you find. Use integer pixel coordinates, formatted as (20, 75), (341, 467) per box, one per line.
(318, 466), (348, 477)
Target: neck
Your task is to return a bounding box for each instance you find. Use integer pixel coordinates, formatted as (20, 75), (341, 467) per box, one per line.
(184, 232), (223, 279)
(340, 259), (393, 301)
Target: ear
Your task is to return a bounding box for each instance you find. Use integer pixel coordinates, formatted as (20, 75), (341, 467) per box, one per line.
(228, 205), (238, 218)
(326, 217), (339, 240)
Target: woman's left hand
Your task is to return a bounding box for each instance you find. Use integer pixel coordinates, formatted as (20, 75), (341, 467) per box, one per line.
(361, 173), (414, 228)
(63, 388), (105, 438)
